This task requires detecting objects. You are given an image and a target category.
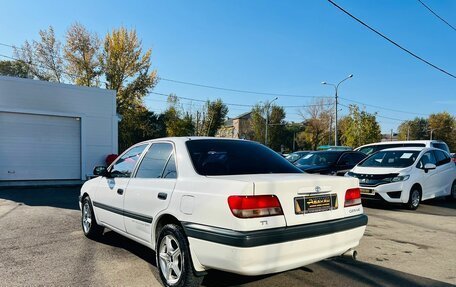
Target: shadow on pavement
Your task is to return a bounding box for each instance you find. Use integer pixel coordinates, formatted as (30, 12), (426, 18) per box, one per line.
(0, 187), (80, 210)
(202, 257), (453, 287)
(362, 197), (456, 216)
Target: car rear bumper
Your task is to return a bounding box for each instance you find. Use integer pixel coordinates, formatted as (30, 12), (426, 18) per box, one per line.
(183, 214), (367, 275)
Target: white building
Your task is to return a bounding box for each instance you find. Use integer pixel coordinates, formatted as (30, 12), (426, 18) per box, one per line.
(0, 76), (118, 182)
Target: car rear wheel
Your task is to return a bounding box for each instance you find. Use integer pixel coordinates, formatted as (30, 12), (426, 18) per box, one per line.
(405, 188), (421, 210)
(156, 224), (203, 287)
(81, 197), (104, 239)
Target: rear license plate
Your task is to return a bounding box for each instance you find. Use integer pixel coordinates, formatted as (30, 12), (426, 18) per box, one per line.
(294, 194), (338, 214)
(360, 188), (375, 195)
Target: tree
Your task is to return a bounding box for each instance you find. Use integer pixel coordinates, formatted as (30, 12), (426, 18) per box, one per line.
(0, 60), (31, 78)
(397, 117), (429, 141)
(64, 22), (101, 86)
(428, 112), (456, 151)
(100, 27), (158, 149)
(101, 27), (157, 115)
(299, 98), (333, 150)
(339, 105), (381, 148)
(15, 26), (64, 82)
(163, 107), (194, 137)
(250, 102), (286, 150)
(268, 105), (287, 151)
(118, 106), (166, 152)
(201, 99), (229, 136)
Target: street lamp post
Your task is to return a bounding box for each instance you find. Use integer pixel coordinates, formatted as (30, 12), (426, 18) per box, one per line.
(322, 74), (353, 146)
(265, 97), (278, 146)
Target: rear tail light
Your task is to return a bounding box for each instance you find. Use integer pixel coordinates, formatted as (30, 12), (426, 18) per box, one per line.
(228, 195), (283, 218)
(345, 188), (362, 207)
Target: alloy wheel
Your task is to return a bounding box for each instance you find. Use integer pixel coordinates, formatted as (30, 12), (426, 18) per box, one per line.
(159, 234), (183, 285)
(411, 190), (420, 208)
(82, 202), (92, 234)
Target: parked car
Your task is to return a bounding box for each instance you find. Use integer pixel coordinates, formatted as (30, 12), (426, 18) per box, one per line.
(285, 151), (310, 163)
(80, 137), (367, 287)
(346, 147), (456, 210)
(294, 150), (366, 176)
(355, 140), (450, 156)
(452, 153), (456, 165)
(317, 145), (353, 151)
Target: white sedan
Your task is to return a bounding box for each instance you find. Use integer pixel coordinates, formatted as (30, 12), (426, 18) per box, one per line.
(79, 137), (367, 287)
(347, 147), (456, 209)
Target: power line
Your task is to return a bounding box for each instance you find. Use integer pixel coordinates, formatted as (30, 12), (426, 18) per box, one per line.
(339, 97), (429, 117)
(417, 0), (456, 32)
(339, 102), (407, 122)
(158, 77), (331, 99)
(327, 0), (456, 79)
(149, 91), (333, 109)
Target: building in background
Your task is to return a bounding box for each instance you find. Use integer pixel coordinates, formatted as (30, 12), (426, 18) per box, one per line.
(216, 111), (253, 139)
(0, 76), (118, 182)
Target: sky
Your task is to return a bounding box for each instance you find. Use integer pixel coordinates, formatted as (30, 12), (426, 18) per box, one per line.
(0, 0), (455, 133)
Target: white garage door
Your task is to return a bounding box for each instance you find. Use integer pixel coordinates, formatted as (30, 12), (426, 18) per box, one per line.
(0, 112), (81, 180)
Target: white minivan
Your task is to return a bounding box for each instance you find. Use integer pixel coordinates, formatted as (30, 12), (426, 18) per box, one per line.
(346, 147), (456, 209)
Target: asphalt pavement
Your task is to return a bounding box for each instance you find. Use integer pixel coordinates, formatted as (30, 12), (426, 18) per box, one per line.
(0, 187), (454, 286)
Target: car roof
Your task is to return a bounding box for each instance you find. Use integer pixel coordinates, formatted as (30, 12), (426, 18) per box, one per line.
(381, 147), (426, 152)
(356, 140), (446, 149)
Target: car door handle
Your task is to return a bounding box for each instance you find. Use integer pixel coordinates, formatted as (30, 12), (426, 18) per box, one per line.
(158, 192), (168, 200)
(117, 188), (124, 195)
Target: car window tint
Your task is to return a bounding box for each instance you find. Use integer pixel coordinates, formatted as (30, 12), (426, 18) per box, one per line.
(432, 143), (450, 154)
(338, 153), (353, 165)
(352, 152), (367, 164)
(186, 140), (302, 176)
(361, 150), (420, 168)
(358, 146), (376, 155)
(417, 151), (437, 169)
(136, 143), (173, 178)
(162, 153), (177, 179)
(433, 150), (451, 166)
(110, 144), (148, 178)
(402, 143), (426, 148)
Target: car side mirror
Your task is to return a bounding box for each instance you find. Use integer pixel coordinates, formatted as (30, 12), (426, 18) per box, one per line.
(93, 166), (109, 177)
(423, 163), (436, 173)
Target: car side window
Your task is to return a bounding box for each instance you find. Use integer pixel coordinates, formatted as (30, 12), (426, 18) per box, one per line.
(162, 153), (177, 179)
(135, 143), (175, 179)
(338, 153), (353, 166)
(417, 151), (437, 169)
(433, 150), (451, 166)
(110, 144), (148, 178)
(352, 153), (366, 164)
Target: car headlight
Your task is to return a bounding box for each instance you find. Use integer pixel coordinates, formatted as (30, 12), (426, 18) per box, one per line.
(345, 171), (355, 177)
(391, 175), (410, 182)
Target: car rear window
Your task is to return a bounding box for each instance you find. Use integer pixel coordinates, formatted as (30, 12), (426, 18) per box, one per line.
(186, 140), (302, 176)
(432, 143), (450, 154)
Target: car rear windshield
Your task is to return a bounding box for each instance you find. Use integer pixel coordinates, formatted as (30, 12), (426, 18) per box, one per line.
(359, 150), (420, 168)
(186, 140), (303, 175)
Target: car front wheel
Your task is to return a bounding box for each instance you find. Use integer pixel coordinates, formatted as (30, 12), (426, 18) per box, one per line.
(405, 188), (421, 210)
(156, 224), (203, 287)
(81, 196), (104, 239)
(449, 181), (456, 201)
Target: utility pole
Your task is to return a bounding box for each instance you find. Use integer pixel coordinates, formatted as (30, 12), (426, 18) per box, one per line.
(322, 74), (353, 146)
(265, 97), (278, 146)
(390, 129), (393, 141)
(407, 124), (410, 140)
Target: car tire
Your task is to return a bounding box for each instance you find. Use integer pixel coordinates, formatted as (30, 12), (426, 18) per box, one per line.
(448, 181), (456, 201)
(81, 196), (104, 239)
(156, 224), (204, 287)
(405, 188), (421, 210)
